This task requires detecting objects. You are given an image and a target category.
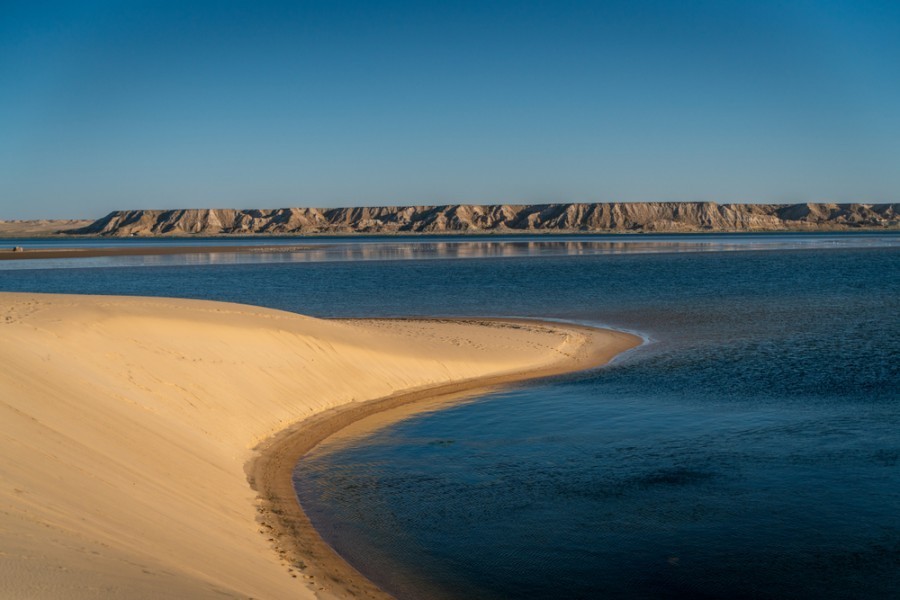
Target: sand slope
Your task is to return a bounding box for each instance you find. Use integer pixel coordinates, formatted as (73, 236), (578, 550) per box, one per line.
(0, 293), (637, 599)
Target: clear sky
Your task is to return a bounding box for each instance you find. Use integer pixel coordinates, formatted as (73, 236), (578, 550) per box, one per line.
(1, 0), (898, 219)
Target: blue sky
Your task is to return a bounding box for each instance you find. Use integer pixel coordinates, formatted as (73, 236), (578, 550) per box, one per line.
(1, 0), (898, 219)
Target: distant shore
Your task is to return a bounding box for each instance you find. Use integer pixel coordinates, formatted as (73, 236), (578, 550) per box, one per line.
(0, 293), (639, 599)
(2, 202), (897, 239)
(0, 245), (313, 260)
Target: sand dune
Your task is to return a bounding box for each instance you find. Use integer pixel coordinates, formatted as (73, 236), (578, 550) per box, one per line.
(0, 293), (638, 599)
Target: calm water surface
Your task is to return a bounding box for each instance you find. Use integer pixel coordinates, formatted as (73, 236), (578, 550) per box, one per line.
(1, 236), (898, 599)
(2, 232), (897, 270)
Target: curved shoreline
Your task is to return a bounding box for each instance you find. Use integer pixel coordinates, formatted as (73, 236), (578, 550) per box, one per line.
(0, 294), (641, 599)
(247, 319), (641, 599)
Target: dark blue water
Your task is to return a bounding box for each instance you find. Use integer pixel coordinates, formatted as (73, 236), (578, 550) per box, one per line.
(1, 238), (898, 598)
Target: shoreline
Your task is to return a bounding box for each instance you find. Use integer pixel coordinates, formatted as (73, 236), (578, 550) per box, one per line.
(0, 244), (314, 260)
(248, 319), (640, 600)
(0, 293), (639, 599)
(2, 233), (896, 264)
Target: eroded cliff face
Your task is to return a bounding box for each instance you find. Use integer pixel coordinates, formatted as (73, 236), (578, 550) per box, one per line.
(66, 203), (900, 236)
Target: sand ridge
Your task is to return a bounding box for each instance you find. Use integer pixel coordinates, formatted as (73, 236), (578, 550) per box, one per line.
(0, 245), (315, 261)
(0, 292), (640, 599)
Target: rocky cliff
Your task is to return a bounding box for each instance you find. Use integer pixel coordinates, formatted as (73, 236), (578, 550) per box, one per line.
(67, 203), (900, 236)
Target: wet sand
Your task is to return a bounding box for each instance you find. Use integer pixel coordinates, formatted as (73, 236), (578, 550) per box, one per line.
(249, 319), (639, 599)
(0, 245), (312, 260)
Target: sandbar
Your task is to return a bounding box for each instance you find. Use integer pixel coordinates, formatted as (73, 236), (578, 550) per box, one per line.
(0, 292), (639, 599)
(0, 245), (313, 261)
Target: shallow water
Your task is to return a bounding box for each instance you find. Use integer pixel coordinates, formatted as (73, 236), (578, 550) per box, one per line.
(1, 236), (898, 598)
(291, 246), (899, 600)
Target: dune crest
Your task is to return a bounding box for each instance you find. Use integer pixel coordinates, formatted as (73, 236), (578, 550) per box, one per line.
(0, 293), (638, 599)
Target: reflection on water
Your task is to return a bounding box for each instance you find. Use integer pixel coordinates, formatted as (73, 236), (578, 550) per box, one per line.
(1, 233), (898, 270)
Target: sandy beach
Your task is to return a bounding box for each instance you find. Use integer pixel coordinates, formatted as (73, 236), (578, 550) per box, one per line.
(0, 292), (639, 599)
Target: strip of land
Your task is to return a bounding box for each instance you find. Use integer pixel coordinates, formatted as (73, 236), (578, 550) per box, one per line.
(0, 293), (640, 599)
(0, 245), (312, 260)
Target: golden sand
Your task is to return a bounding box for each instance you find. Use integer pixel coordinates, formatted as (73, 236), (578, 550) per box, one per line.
(0, 292), (639, 599)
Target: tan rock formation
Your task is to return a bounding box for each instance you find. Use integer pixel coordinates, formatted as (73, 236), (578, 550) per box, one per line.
(67, 202), (899, 236)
